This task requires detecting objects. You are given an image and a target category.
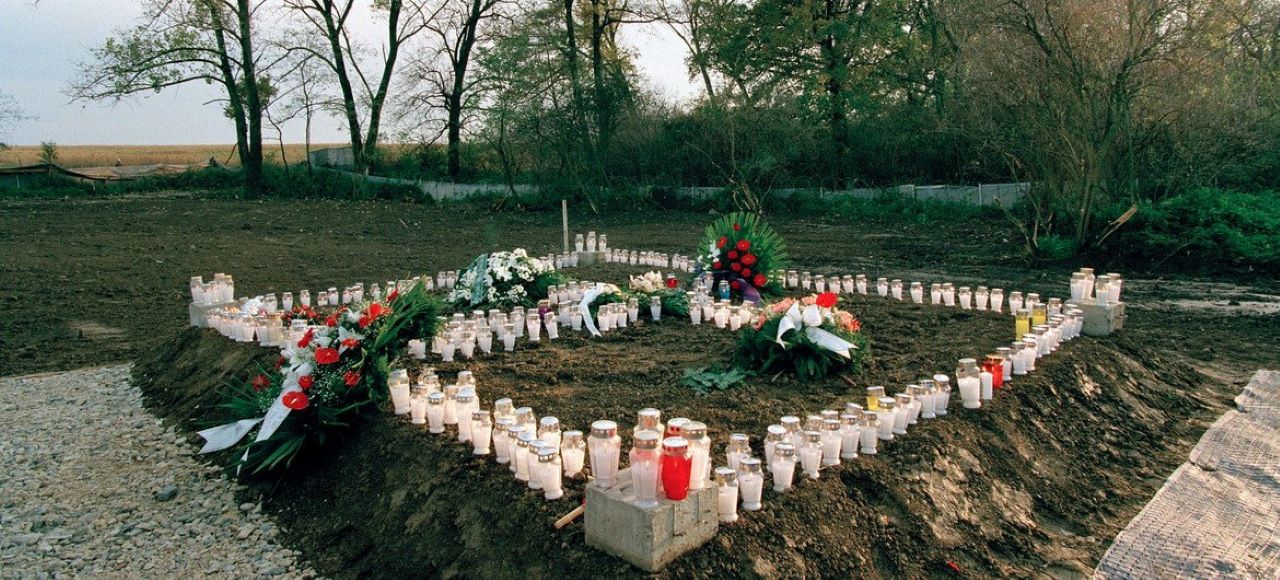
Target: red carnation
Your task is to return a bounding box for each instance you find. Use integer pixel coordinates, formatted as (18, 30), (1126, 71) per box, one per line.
(325, 314), (338, 327)
(733, 223), (741, 231)
(314, 347), (340, 365)
(753, 274), (768, 287)
(666, 277), (678, 289)
(387, 290), (399, 302)
(251, 374), (270, 392)
(741, 253), (757, 266)
(716, 236), (727, 249)
(712, 260), (722, 270)
(343, 371), (361, 387)
(736, 239), (751, 251)
(298, 375), (314, 390)
(368, 302), (386, 318)
(742, 268), (753, 278)
(358, 315), (372, 329)
(297, 328), (315, 348)
(282, 391), (309, 411)
(730, 262), (743, 272)
(728, 250), (739, 260)
(730, 280), (741, 290)
(816, 292), (838, 308)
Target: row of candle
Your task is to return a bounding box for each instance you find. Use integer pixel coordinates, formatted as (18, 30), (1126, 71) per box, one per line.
(1070, 268), (1124, 305)
(190, 273), (235, 305)
(388, 368), (588, 500)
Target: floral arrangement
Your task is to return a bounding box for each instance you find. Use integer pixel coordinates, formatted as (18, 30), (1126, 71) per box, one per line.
(211, 283), (441, 475)
(448, 248), (562, 309)
(734, 292), (867, 379)
(628, 271), (690, 318)
(697, 212), (788, 302)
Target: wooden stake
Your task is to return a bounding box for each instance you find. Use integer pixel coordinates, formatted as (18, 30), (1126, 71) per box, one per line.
(839, 374), (858, 388)
(562, 199), (569, 252)
(554, 504), (585, 529)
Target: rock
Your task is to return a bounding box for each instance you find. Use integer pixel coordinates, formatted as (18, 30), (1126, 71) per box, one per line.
(154, 485), (178, 502)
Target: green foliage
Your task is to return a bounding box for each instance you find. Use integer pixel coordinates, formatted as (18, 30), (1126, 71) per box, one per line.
(1036, 235), (1078, 261)
(1104, 188), (1280, 271)
(734, 313), (867, 380)
(682, 365), (750, 396)
(38, 142), (58, 165)
(699, 211), (789, 298)
(770, 191), (996, 224)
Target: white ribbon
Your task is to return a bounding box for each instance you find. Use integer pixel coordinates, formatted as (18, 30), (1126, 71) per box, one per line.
(775, 303), (857, 359)
(578, 285), (606, 337)
(197, 418), (262, 454)
(197, 378), (303, 475)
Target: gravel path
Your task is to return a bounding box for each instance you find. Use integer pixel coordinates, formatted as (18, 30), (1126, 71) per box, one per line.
(0, 365), (316, 578)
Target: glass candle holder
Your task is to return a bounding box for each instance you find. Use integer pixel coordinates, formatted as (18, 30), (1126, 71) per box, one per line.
(1015, 308), (1032, 338)
(930, 283), (942, 304)
(426, 392), (446, 433)
(996, 347), (1013, 382)
(804, 414), (823, 433)
(866, 386), (885, 411)
(1009, 291), (1024, 314)
(409, 385), (428, 425)
(905, 387), (923, 425)
(780, 416), (802, 449)
(629, 431), (662, 508)
(1107, 273), (1123, 302)
(910, 282), (924, 304)
(890, 279), (903, 301)
(494, 417), (515, 463)
(738, 457), (764, 511)
(800, 431), (823, 479)
(934, 375), (952, 415)
(514, 432), (533, 481)
(820, 419), (842, 466)
(598, 234), (608, 253)
(1023, 336), (1038, 371)
(561, 430), (586, 477)
(388, 369), (411, 415)
(942, 283), (956, 306)
(839, 413), (860, 460)
(800, 272), (812, 290)
(979, 368), (994, 401)
(975, 286), (989, 311)
(1031, 303), (1048, 327)
(1070, 272), (1087, 301)
(471, 411), (493, 455)
(813, 274), (826, 293)
(661, 437), (693, 501)
(514, 406), (537, 437)
(456, 390), (477, 443)
(527, 441), (548, 490)
(634, 408), (665, 438)
(859, 411), (879, 455)
(539, 446), (563, 500)
(589, 420), (622, 488)
(983, 355), (1005, 390)
(956, 358), (981, 409)
(505, 427), (522, 474)
(717, 433), (745, 472)
(539, 416), (562, 450)
(876, 277), (889, 297)
(856, 274), (868, 294)
(715, 467), (739, 523)
(841, 275), (854, 294)
(876, 398), (896, 440)
(919, 379), (937, 419)
(771, 443), (797, 492)
(764, 425), (786, 469)
(958, 286), (972, 310)
(892, 394), (911, 434)
(650, 295), (662, 321)
(685, 422), (711, 490)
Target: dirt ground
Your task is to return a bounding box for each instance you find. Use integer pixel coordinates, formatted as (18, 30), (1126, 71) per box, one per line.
(5, 195), (1280, 577)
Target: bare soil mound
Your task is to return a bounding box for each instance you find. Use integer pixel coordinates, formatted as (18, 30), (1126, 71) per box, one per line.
(134, 272), (1232, 577)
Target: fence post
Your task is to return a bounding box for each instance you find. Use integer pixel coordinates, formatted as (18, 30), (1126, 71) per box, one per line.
(978, 183), (984, 205)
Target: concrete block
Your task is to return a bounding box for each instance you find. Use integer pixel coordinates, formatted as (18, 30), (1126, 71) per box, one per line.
(188, 301), (233, 328)
(576, 251), (605, 267)
(585, 468), (719, 572)
(1069, 301), (1125, 337)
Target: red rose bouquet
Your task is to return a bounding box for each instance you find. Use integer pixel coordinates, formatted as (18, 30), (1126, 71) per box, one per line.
(697, 212), (788, 302)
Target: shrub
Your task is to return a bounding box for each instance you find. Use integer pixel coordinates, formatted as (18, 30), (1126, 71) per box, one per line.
(1104, 188), (1279, 271)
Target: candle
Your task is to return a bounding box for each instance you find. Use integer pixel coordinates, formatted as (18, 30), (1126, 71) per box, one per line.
(957, 359), (981, 409)
(538, 416), (562, 450)
(561, 430), (586, 477)
(934, 375), (952, 415)
(841, 275), (854, 294)
(876, 397), (896, 440)
(771, 443), (797, 492)
(892, 393), (911, 434)
(409, 385), (427, 425)
(630, 432), (662, 508)
(589, 421), (622, 488)
(910, 282), (924, 304)
(821, 419), (842, 466)
(943, 283), (956, 306)
(866, 386), (885, 411)
(684, 422), (711, 490)
(687, 292), (702, 325)
(738, 458), (764, 511)
(1024, 337), (1038, 371)
(526, 312), (542, 342)
(787, 270), (800, 288)
(543, 312), (558, 340)
(919, 379), (937, 419)
(980, 370), (994, 401)
(1015, 308), (1032, 339)
(388, 369), (411, 415)
(800, 431), (823, 479)
(996, 348), (1013, 382)
(514, 432), (533, 481)
(856, 274), (868, 294)
(839, 413), (860, 460)
(634, 408), (665, 438)
(764, 425), (786, 469)
(666, 417), (690, 438)
(1032, 303), (1048, 327)
(661, 437), (693, 501)
(540, 446), (563, 500)
(975, 286), (989, 311)
(876, 277), (889, 297)
(930, 283), (942, 304)
(715, 467), (739, 523)
(1009, 291), (1024, 314)
(714, 304), (729, 328)
(859, 412), (879, 455)
(1107, 273), (1123, 302)
(780, 416), (802, 449)
(727, 433), (750, 471)
(1012, 342), (1028, 375)
(905, 386), (924, 424)
(426, 392), (445, 433)
(527, 441), (548, 490)
(959, 286), (972, 309)
(800, 272), (812, 290)
(650, 296), (662, 321)
(494, 418), (515, 463)
(472, 411), (493, 455)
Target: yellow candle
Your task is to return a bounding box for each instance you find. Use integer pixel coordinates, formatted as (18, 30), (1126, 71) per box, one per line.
(1015, 310), (1031, 338)
(866, 386), (884, 411)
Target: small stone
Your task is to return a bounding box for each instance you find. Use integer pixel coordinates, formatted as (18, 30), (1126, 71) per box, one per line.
(154, 485), (178, 502)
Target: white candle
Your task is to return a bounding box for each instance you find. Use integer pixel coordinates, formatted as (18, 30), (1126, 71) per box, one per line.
(561, 431), (585, 477)
(738, 458), (764, 511)
(821, 420), (842, 466)
(715, 467), (739, 523)
(839, 414), (860, 460)
(471, 411), (492, 455)
(426, 393), (445, 433)
(859, 412), (879, 455)
(980, 371), (994, 400)
(494, 418), (514, 463)
(540, 448), (563, 500)
(959, 377), (981, 409)
(527, 441), (545, 490)
(771, 444), (796, 491)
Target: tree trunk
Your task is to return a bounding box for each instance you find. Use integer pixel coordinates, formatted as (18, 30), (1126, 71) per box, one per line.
(447, 92), (463, 178)
(363, 0), (406, 172)
(237, 0), (265, 196)
(206, 2), (249, 173)
(319, 0), (366, 172)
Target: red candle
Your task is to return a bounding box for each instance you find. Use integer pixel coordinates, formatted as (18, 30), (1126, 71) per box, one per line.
(661, 437), (692, 501)
(983, 355), (1004, 389)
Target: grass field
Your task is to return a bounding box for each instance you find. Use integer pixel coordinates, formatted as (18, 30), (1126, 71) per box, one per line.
(0, 144), (347, 168)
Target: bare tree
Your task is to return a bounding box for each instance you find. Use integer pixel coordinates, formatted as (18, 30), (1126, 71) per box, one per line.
(0, 91), (27, 152)
(70, 0), (270, 194)
(284, 0), (439, 171)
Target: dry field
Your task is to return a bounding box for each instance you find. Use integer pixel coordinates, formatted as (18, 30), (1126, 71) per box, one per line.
(0, 143), (346, 168)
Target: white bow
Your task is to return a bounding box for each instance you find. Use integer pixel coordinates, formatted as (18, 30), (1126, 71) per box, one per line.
(774, 303), (856, 359)
(197, 375), (304, 475)
(578, 285), (606, 337)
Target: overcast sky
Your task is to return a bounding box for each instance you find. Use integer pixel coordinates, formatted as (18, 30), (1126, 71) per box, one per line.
(0, 0), (699, 146)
